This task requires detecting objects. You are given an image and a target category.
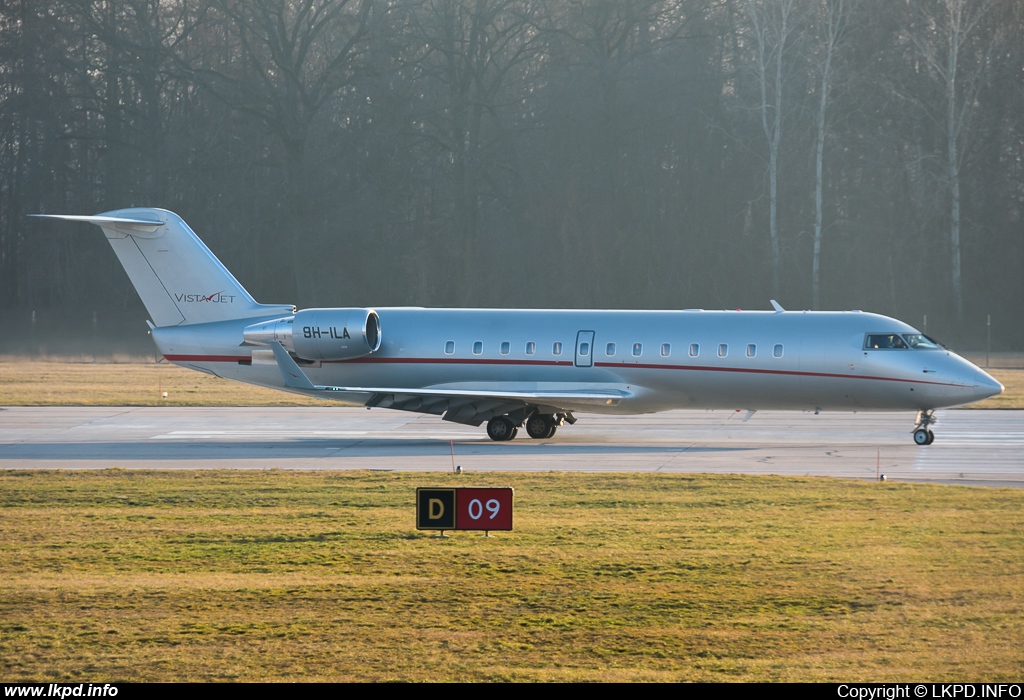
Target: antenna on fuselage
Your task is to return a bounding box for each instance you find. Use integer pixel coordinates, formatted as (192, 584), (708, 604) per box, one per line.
(770, 299), (785, 312)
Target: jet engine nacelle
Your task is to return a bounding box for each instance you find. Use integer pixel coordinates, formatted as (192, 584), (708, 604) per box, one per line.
(243, 308), (381, 361)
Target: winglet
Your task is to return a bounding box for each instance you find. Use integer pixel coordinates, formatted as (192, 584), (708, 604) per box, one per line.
(269, 341), (316, 390)
(770, 299), (785, 313)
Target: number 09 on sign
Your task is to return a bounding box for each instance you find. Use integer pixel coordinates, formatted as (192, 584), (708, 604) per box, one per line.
(456, 488), (513, 531)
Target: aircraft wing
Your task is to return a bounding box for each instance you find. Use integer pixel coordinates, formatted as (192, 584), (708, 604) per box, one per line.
(268, 341), (627, 425)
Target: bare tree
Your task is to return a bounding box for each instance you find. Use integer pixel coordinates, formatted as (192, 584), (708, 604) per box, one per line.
(78, 0), (203, 206)
(408, 0), (544, 301)
(903, 0), (996, 321)
(736, 0), (800, 297)
(184, 0), (376, 300)
(809, 0), (851, 309)
(542, 0), (698, 302)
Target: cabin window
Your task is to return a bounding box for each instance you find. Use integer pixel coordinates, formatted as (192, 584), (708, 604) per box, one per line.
(553, 342), (562, 356)
(526, 341), (536, 355)
(718, 343), (728, 357)
(579, 342), (590, 357)
(773, 344), (784, 358)
(661, 343), (671, 357)
(903, 334), (941, 349)
(746, 344), (756, 358)
(633, 342), (643, 357)
(606, 342), (616, 356)
(444, 341), (455, 355)
(689, 343), (699, 357)
(865, 333), (909, 350)
(500, 341), (510, 355)
(473, 341), (483, 355)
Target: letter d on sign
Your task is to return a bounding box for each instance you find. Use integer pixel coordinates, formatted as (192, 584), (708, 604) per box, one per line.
(416, 488), (456, 530)
(428, 498), (444, 519)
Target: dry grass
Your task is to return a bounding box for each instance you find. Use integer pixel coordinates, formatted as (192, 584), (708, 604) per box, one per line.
(1, 470), (1022, 681)
(959, 352), (1024, 370)
(0, 357), (338, 406)
(2, 357), (1023, 408)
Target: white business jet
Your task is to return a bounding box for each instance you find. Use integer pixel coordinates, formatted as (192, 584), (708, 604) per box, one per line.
(34, 209), (1003, 444)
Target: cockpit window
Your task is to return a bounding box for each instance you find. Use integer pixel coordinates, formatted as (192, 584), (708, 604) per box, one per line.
(865, 333), (909, 350)
(902, 334), (941, 350)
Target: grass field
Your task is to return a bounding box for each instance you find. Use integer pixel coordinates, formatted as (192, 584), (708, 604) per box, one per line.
(2, 357), (1022, 408)
(1, 470), (1022, 682)
(0, 357), (341, 407)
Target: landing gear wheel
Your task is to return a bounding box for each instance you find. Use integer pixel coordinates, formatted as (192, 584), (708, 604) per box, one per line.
(912, 409), (937, 446)
(526, 414), (555, 439)
(487, 416), (517, 442)
(544, 425), (557, 439)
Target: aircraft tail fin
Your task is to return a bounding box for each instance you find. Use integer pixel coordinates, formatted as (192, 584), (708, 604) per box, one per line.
(32, 208), (293, 327)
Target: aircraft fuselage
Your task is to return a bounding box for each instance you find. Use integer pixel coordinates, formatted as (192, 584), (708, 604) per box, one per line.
(153, 307), (1000, 415)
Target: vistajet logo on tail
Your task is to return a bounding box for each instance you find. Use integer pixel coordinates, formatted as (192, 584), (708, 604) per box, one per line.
(174, 290), (236, 304)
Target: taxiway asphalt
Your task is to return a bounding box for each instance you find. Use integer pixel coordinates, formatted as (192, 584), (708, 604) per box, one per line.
(1, 407), (1021, 486)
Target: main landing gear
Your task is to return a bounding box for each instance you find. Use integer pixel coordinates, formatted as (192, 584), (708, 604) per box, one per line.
(486, 416), (518, 441)
(486, 413), (565, 441)
(525, 413), (558, 440)
(912, 409), (936, 445)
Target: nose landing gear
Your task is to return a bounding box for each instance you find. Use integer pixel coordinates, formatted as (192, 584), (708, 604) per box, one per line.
(912, 410), (936, 445)
(913, 428), (934, 445)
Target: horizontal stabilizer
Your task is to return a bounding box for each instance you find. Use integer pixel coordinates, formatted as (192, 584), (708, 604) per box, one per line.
(31, 214), (163, 226)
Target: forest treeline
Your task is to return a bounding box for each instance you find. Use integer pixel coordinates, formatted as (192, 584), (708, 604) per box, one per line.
(1, 0), (1022, 350)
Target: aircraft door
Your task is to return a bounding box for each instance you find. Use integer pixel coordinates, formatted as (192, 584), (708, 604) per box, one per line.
(575, 330), (595, 368)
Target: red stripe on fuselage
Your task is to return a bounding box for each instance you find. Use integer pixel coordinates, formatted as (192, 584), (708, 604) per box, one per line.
(592, 361), (958, 387)
(330, 357), (574, 367)
(164, 354), (965, 388)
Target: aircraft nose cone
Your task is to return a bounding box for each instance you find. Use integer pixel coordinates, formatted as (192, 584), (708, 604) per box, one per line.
(965, 367), (1003, 403)
(981, 374), (1004, 398)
